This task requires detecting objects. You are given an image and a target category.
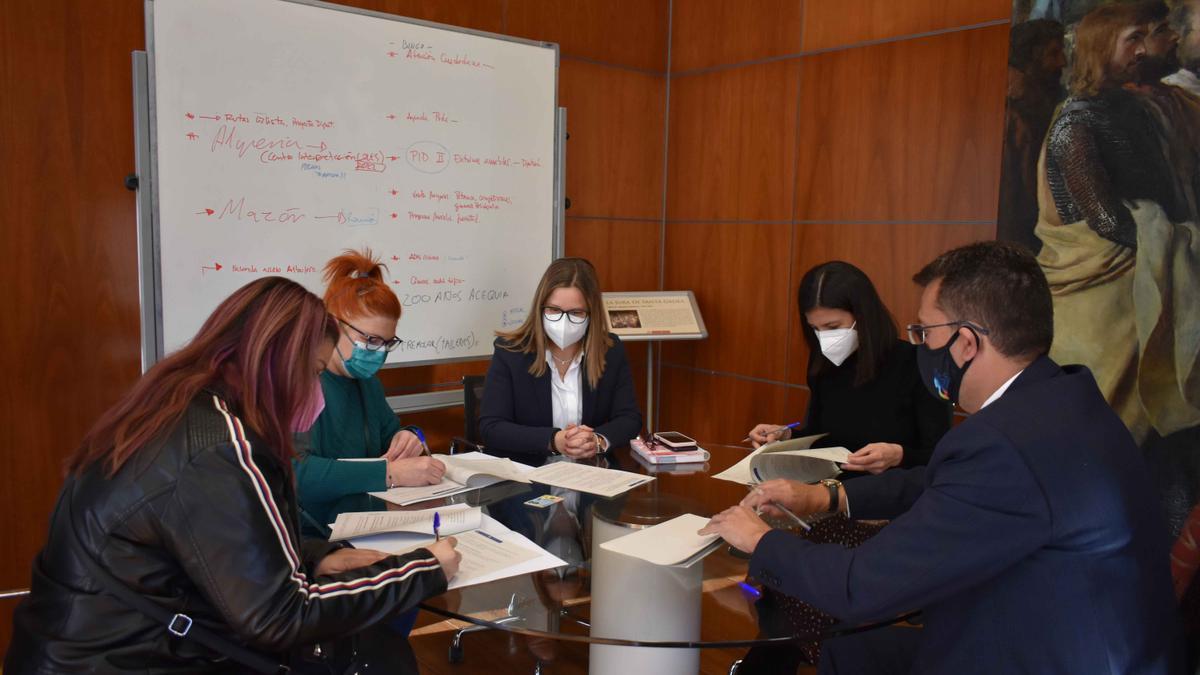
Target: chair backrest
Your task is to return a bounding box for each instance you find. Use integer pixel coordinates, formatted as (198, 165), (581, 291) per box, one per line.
(462, 375), (486, 444)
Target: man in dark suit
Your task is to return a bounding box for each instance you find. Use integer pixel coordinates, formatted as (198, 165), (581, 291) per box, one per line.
(702, 241), (1182, 674)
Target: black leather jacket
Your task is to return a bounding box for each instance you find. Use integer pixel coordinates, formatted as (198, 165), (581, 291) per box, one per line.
(5, 392), (447, 673)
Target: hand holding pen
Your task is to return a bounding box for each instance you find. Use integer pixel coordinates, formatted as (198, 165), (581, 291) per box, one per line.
(413, 427), (432, 456)
(748, 468), (812, 531)
(385, 427), (429, 460)
(743, 421), (803, 448)
(741, 478), (829, 529)
(428, 513), (461, 580)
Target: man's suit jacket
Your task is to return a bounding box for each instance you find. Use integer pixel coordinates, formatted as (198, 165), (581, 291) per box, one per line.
(750, 356), (1182, 674)
(479, 335), (642, 464)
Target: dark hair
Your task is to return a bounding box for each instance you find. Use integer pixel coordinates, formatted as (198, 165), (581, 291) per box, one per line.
(913, 241), (1053, 360)
(1137, 0), (1169, 23)
(1008, 19), (1065, 71)
(798, 261), (897, 386)
(70, 277), (337, 476)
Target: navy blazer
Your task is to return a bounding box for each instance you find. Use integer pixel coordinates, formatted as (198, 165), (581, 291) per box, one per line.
(479, 334), (642, 464)
(750, 356), (1182, 674)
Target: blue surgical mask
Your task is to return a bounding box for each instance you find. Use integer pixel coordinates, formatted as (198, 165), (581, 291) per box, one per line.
(338, 341), (387, 379)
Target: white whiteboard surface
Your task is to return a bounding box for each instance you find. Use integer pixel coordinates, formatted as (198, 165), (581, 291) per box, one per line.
(146, 0), (558, 364)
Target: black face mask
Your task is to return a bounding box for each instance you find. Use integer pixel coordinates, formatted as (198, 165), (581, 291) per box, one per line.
(916, 329), (975, 405)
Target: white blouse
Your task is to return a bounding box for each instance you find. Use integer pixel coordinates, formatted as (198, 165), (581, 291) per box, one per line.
(545, 349), (583, 430)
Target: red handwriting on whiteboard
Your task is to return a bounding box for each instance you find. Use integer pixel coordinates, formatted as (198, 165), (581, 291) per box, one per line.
(451, 153), (541, 169)
(355, 158), (385, 172)
(211, 124), (305, 161)
(439, 53), (494, 69)
(399, 111), (458, 124)
(216, 196), (306, 224)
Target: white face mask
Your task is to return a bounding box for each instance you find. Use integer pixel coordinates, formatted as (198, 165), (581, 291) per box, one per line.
(816, 322), (858, 366)
(544, 315), (589, 349)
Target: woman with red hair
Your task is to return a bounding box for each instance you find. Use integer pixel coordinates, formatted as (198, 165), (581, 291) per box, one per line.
(5, 276), (458, 673)
(294, 249), (447, 533)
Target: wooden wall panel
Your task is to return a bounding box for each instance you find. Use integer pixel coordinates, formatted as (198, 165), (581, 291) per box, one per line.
(658, 366), (794, 450)
(564, 219), (661, 292)
(661, 222), (792, 379)
(560, 60), (666, 219)
(793, 26), (1009, 223)
(0, 0), (147, 652)
(666, 61), (799, 222)
(506, 0), (669, 72)
(801, 0), (1010, 52)
(784, 221), (996, 384)
(669, 0), (804, 72)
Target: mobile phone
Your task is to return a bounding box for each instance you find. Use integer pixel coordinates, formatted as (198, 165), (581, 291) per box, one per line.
(653, 431), (697, 449)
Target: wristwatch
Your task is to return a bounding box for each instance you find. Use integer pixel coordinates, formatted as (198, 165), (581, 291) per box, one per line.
(819, 478), (842, 514)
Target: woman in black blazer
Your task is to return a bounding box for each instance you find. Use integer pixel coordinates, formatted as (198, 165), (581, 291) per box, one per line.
(480, 257), (642, 464)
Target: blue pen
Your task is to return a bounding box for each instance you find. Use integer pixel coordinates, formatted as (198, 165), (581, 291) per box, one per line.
(737, 581), (763, 599)
(433, 512), (441, 542)
(740, 421), (803, 445)
(412, 427), (431, 456)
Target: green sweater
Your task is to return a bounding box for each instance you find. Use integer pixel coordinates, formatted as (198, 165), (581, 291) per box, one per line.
(294, 371), (406, 525)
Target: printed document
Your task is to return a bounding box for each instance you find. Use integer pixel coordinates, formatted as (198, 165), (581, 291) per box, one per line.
(369, 452), (534, 506)
(600, 513), (722, 566)
(527, 461), (654, 497)
(347, 513), (566, 590)
(328, 505), (482, 541)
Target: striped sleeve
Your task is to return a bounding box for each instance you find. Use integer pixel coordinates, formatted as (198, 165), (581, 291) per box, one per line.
(157, 396), (447, 652)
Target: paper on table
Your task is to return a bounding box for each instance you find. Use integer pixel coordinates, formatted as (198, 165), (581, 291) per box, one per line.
(712, 433), (845, 484)
(337, 457), (386, 462)
(599, 514), (721, 567)
(527, 461), (654, 498)
(369, 482), (477, 507)
(328, 505), (481, 541)
(438, 453), (533, 486)
(368, 452), (535, 507)
(347, 513), (567, 590)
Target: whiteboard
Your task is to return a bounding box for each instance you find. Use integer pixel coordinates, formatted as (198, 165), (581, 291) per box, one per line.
(143, 0), (559, 365)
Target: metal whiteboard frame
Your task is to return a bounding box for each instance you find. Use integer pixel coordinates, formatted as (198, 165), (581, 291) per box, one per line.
(135, 0), (564, 375)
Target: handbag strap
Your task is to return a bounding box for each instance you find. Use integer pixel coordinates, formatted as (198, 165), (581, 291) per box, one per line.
(66, 490), (289, 674)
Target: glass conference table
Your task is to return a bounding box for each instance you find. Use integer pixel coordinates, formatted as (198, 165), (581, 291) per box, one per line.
(329, 446), (831, 674)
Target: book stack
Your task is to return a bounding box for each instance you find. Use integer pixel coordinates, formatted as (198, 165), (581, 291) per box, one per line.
(631, 438), (710, 465)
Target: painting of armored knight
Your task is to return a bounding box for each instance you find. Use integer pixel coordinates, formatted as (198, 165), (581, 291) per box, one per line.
(999, 0), (1200, 632)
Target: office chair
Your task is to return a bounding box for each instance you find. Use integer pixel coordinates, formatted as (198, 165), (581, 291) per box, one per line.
(449, 374), (486, 454)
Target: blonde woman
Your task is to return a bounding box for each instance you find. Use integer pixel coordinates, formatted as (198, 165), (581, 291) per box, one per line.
(479, 258), (642, 463)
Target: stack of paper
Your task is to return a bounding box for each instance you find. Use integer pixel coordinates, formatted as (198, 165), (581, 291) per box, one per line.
(600, 514), (722, 567)
(328, 505), (482, 541)
(712, 434), (849, 485)
(527, 460), (654, 498)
